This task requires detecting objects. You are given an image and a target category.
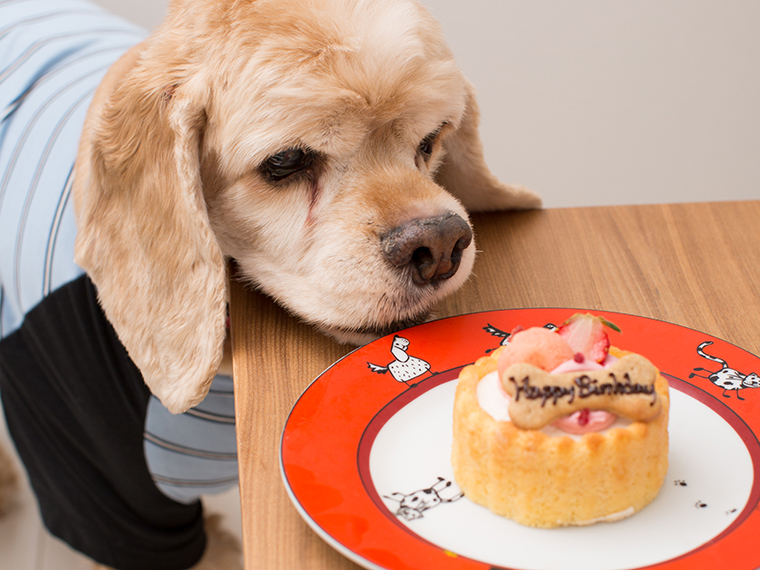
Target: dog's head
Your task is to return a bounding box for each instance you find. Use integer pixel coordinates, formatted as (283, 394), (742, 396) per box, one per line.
(74, 0), (540, 413)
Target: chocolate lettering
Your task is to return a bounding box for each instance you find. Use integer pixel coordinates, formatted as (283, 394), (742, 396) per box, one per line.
(501, 354), (664, 430)
(510, 376), (575, 406)
(574, 372), (657, 405)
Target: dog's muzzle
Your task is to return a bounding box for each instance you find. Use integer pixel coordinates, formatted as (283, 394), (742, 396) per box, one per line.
(380, 212), (473, 286)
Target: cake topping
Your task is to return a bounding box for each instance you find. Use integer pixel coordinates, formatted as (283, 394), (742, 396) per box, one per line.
(501, 354), (661, 430)
(557, 313), (620, 364)
(497, 327), (575, 378)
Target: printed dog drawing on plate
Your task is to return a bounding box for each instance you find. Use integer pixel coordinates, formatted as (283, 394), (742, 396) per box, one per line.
(367, 336), (431, 386)
(384, 477), (463, 521)
(689, 341), (760, 400)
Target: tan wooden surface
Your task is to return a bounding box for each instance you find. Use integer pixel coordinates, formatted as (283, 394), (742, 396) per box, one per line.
(230, 200), (760, 570)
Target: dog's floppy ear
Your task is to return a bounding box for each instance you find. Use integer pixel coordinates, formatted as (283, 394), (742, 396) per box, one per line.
(436, 81), (541, 212)
(75, 52), (226, 414)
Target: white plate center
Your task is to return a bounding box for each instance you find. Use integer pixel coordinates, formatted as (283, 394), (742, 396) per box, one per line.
(369, 380), (754, 570)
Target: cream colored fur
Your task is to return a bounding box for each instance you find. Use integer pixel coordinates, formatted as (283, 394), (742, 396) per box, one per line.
(73, 0), (540, 417)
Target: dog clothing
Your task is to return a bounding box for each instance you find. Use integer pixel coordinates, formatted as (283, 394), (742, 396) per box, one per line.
(0, 1), (238, 568)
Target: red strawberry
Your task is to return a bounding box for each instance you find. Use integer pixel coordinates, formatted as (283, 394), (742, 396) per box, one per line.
(557, 313), (619, 364)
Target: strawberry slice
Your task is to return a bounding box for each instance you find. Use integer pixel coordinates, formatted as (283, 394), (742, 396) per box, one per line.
(557, 313), (619, 364)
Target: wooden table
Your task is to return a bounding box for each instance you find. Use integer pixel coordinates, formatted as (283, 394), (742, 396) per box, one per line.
(229, 200), (760, 569)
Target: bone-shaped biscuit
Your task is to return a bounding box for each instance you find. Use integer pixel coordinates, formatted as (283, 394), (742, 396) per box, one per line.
(501, 354), (662, 430)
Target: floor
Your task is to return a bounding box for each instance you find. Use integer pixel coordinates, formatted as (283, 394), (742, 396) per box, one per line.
(0, 411), (243, 569)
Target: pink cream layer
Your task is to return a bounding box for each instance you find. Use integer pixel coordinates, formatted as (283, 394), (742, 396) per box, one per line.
(547, 355), (618, 434)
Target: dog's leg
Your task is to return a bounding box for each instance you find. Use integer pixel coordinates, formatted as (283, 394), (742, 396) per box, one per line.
(92, 514), (242, 570)
(0, 442), (19, 515)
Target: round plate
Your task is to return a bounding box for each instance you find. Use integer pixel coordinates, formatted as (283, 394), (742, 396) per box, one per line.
(280, 309), (760, 570)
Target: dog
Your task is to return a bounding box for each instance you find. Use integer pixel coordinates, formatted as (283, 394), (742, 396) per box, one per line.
(0, 0), (540, 568)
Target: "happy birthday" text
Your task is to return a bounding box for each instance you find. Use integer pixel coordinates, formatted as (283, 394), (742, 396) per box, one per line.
(508, 372), (657, 407)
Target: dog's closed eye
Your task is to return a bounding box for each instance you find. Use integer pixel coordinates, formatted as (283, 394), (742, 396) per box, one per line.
(417, 123), (447, 163)
(262, 147), (317, 182)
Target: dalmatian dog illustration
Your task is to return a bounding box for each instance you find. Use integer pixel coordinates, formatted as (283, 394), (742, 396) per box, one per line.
(483, 322), (557, 353)
(367, 336), (431, 385)
(384, 477), (463, 521)
(689, 341), (760, 400)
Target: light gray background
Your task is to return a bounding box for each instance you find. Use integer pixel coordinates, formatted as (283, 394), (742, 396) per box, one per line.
(90, 0), (759, 208)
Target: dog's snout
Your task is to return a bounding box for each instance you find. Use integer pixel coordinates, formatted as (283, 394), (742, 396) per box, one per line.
(381, 212), (473, 286)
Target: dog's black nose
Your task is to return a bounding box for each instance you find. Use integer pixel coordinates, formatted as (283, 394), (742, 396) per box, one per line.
(381, 212), (473, 286)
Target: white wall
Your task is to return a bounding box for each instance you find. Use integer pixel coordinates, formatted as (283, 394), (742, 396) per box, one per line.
(89, 0), (164, 30)
(90, 0), (759, 208)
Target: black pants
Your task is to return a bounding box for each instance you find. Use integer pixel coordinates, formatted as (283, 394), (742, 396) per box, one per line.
(0, 275), (205, 570)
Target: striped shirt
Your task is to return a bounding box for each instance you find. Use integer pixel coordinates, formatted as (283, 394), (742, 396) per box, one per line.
(0, 0), (238, 506)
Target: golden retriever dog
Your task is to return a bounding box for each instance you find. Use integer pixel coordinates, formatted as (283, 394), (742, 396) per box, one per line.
(0, 0), (539, 568)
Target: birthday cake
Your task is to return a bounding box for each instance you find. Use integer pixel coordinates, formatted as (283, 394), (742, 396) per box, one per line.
(451, 314), (670, 528)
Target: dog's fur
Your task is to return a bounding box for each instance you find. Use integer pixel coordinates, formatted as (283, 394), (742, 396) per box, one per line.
(73, 0), (539, 415)
(3, 0), (539, 567)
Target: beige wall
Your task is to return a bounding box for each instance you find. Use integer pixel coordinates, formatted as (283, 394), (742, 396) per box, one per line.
(90, 0), (164, 30)
(91, 0), (759, 208)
